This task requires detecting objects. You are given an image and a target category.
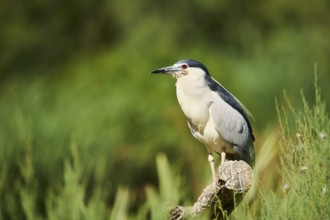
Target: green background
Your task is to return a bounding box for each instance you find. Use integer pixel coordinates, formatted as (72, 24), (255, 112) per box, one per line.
(0, 0), (329, 219)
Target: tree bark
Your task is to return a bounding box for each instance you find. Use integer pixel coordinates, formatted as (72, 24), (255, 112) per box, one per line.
(168, 160), (253, 220)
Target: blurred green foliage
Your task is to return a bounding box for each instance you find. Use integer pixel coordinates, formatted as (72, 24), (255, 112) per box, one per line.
(0, 0), (329, 219)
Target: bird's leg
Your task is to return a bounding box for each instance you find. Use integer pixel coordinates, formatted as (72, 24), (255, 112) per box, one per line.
(208, 154), (217, 182)
(221, 147), (226, 165)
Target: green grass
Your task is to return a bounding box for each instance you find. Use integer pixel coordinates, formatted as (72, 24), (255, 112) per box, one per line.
(1, 75), (328, 220)
(232, 74), (329, 220)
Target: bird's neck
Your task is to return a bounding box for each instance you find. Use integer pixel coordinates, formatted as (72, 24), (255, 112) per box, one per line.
(175, 74), (206, 94)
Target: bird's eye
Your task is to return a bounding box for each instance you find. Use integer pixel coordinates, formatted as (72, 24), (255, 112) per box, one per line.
(181, 64), (188, 70)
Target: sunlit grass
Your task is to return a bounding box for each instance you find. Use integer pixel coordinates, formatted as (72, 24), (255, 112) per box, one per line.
(232, 73), (329, 220)
(0, 52), (328, 220)
(1, 77), (328, 220)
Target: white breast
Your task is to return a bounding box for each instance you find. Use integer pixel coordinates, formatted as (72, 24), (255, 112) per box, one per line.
(174, 71), (235, 154)
(175, 73), (211, 130)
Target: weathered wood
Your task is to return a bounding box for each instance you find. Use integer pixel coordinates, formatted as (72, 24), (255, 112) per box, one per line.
(168, 160), (253, 220)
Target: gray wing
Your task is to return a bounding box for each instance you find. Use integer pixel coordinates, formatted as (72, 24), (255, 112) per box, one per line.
(209, 101), (255, 166)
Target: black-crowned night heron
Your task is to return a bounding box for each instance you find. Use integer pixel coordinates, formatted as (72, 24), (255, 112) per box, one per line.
(151, 59), (255, 181)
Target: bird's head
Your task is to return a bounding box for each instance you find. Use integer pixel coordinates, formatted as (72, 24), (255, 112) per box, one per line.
(151, 59), (210, 79)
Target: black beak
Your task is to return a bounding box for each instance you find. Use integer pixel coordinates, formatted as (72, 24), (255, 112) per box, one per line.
(151, 66), (181, 74)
